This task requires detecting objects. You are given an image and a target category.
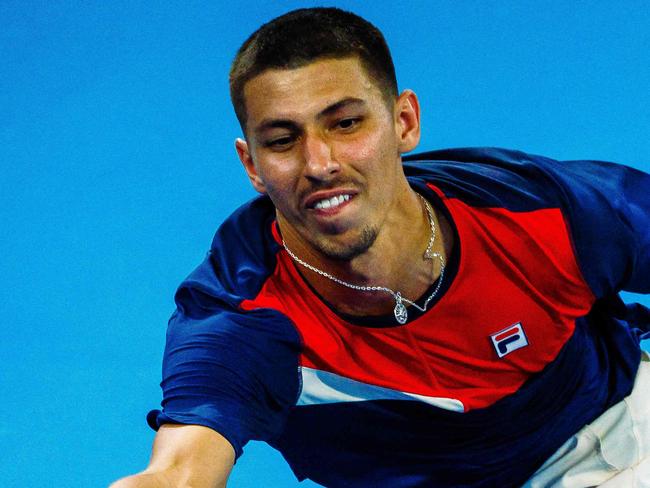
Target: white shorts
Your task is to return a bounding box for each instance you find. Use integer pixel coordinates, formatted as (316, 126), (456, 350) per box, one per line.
(523, 351), (650, 488)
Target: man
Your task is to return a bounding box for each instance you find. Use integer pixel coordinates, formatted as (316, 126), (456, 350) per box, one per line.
(112, 7), (650, 488)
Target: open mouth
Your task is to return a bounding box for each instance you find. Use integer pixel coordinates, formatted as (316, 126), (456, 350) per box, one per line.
(312, 194), (351, 210)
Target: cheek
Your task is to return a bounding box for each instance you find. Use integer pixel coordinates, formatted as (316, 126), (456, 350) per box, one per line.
(337, 129), (386, 163)
(337, 124), (398, 176)
(255, 156), (298, 188)
(255, 160), (302, 207)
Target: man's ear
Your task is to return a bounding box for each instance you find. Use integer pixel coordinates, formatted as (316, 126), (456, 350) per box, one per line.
(394, 90), (421, 154)
(235, 138), (266, 194)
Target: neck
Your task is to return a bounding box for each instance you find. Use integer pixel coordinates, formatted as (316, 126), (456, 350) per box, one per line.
(279, 186), (450, 317)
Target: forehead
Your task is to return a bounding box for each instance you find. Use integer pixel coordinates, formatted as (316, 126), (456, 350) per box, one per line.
(242, 57), (385, 129)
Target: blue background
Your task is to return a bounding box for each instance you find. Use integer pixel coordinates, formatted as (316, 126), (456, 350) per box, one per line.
(2, 1), (648, 486)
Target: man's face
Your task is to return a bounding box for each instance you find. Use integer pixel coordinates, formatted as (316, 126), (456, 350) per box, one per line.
(236, 57), (419, 260)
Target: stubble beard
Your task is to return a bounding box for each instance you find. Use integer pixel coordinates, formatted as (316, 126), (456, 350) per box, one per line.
(311, 225), (379, 261)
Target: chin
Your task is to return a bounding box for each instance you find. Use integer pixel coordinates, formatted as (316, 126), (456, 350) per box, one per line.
(313, 226), (378, 261)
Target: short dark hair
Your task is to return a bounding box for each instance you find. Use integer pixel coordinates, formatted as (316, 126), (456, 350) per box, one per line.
(229, 7), (398, 132)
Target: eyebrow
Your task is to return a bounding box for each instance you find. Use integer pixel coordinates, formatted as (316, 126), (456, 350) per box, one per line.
(254, 97), (367, 136)
(318, 97), (366, 118)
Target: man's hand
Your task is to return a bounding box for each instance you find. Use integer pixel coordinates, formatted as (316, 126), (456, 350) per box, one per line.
(110, 424), (235, 488)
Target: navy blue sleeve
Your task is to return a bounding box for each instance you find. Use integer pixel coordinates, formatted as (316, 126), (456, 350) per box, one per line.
(531, 155), (650, 297)
(147, 286), (302, 459)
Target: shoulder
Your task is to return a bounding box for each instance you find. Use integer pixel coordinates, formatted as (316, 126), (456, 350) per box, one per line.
(176, 195), (281, 310)
(169, 194), (301, 345)
(404, 146), (647, 210)
(403, 147), (562, 211)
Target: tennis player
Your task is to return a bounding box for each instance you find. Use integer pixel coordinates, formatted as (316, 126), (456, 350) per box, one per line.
(112, 8), (650, 487)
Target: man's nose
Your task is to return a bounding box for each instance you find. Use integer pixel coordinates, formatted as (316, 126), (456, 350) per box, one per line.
(303, 133), (340, 181)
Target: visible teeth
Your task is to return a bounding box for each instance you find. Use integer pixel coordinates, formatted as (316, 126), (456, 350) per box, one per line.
(314, 194), (350, 210)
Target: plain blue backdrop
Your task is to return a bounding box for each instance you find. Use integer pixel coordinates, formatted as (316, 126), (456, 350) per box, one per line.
(1, 1), (649, 487)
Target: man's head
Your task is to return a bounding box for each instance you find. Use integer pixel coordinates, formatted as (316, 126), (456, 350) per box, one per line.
(229, 7), (398, 133)
(230, 8), (420, 262)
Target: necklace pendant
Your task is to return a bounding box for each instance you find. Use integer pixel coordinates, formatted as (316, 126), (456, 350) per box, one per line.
(393, 293), (408, 324)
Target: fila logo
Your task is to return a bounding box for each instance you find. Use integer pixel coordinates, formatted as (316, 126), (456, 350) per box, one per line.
(490, 322), (529, 358)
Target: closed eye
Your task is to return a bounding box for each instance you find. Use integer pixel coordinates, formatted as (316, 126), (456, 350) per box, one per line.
(264, 135), (296, 150)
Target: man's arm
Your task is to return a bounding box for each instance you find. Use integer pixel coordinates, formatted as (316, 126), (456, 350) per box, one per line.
(110, 424), (235, 488)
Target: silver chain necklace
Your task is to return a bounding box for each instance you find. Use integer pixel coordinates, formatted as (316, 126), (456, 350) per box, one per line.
(282, 194), (446, 324)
